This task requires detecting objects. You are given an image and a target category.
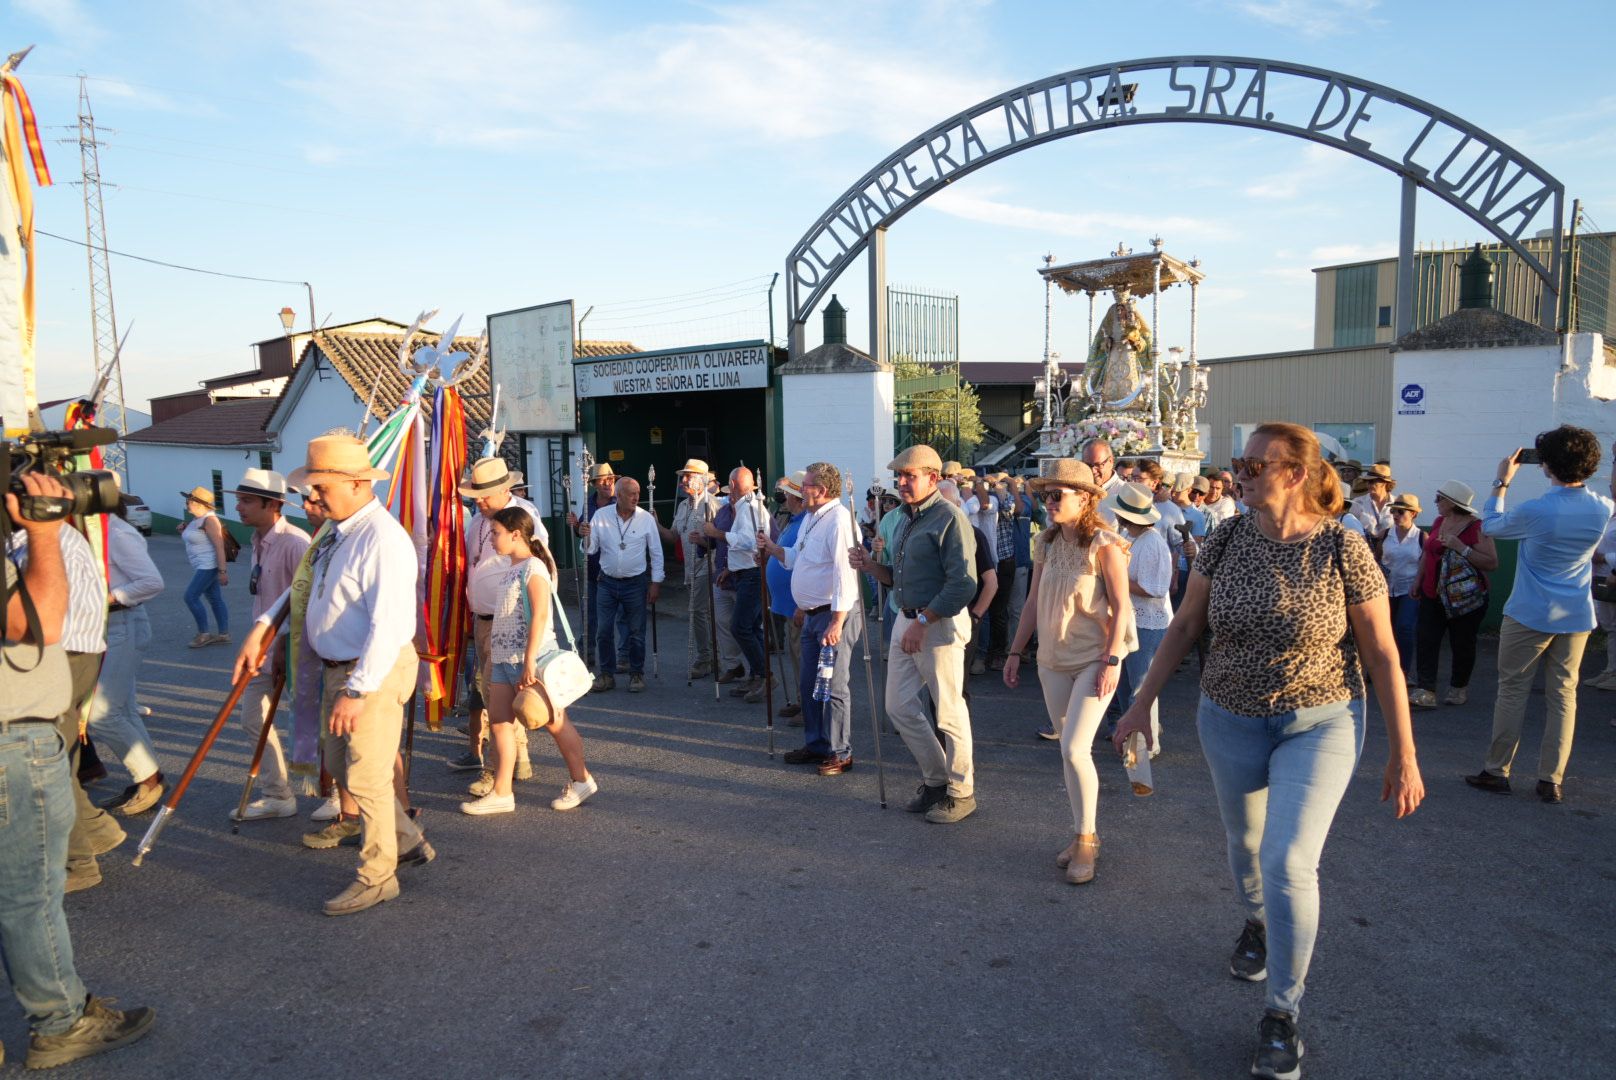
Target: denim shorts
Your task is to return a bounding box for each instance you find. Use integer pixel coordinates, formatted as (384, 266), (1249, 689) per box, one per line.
(490, 661), (528, 687)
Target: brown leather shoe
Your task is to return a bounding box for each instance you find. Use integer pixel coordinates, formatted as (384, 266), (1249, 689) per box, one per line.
(782, 747), (828, 766)
(716, 666), (747, 684)
(1464, 770), (1512, 794)
(817, 756), (853, 776)
(1536, 780), (1563, 803)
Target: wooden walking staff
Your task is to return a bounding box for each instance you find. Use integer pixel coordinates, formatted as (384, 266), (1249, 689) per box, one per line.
(135, 608), (288, 866)
(577, 448), (595, 666)
(751, 465), (776, 758)
(402, 650), (446, 791)
(847, 466), (887, 808)
(230, 672), (287, 833)
(647, 464), (659, 679)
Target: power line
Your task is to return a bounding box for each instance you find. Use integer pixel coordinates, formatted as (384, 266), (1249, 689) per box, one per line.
(36, 229), (310, 287)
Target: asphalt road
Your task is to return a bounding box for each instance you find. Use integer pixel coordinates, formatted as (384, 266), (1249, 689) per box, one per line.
(14, 532), (1614, 1078)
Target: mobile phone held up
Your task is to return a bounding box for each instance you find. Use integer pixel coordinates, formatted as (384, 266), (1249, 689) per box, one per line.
(1515, 448), (1541, 465)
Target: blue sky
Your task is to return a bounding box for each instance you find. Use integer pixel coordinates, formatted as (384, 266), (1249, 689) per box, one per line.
(8, 0), (1616, 414)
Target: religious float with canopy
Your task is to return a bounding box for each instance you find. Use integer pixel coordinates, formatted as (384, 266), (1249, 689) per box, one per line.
(1034, 238), (1208, 477)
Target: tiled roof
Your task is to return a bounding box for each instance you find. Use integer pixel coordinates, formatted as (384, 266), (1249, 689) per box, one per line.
(124, 398), (278, 447)
(305, 330), (493, 431)
(577, 339), (639, 358)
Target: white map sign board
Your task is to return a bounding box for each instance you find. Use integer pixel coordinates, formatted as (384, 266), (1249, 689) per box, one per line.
(573, 341), (770, 399)
(489, 301), (576, 433)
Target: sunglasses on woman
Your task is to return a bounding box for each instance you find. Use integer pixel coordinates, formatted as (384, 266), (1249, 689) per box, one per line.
(1231, 457), (1295, 479)
(1039, 489), (1073, 504)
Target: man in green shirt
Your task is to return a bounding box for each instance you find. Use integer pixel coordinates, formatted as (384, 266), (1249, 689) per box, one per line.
(851, 445), (979, 823)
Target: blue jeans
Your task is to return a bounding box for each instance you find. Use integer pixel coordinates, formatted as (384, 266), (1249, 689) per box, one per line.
(586, 576), (631, 664)
(730, 568), (766, 679)
(183, 568), (228, 635)
(1117, 625), (1166, 746)
(799, 609), (859, 759)
(595, 572), (648, 676)
(1197, 695), (1365, 1018)
(0, 725), (88, 1035)
(1387, 594), (1418, 677)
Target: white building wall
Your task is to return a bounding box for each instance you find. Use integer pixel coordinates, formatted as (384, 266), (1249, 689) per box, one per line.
(125, 443), (268, 532)
(782, 370), (895, 495)
(1390, 333), (1615, 526)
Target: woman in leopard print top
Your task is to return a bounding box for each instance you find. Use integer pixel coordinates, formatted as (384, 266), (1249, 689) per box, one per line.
(1113, 422), (1424, 1079)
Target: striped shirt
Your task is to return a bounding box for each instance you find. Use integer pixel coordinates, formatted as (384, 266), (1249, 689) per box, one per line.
(6, 523), (108, 654)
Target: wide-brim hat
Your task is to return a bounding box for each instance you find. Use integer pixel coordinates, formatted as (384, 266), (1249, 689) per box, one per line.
(513, 688), (554, 729)
(1105, 482), (1162, 525)
(1027, 459), (1105, 497)
(1190, 476), (1211, 494)
(285, 434), (389, 487)
(181, 485), (216, 509)
(1390, 493), (1422, 515)
(941, 460), (962, 476)
(1339, 459), (1364, 473)
(587, 462), (616, 481)
(776, 469), (806, 498)
(459, 456), (522, 497)
(677, 458), (711, 477)
(889, 445), (944, 474)
(226, 468), (292, 502)
(1436, 480), (1478, 515)
(1361, 463), (1395, 487)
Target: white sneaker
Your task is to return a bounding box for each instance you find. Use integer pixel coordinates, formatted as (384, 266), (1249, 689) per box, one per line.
(230, 795), (297, 822)
(551, 775), (599, 811)
(460, 792), (515, 816)
(310, 796), (341, 822)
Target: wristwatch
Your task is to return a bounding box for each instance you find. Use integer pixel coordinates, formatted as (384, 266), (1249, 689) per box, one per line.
(916, 611), (930, 626)
(340, 688), (366, 700)
(1491, 479), (1509, 489)
(1103, 655), (1121, 667)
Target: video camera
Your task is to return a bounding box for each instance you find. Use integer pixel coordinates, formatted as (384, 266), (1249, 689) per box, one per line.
(1, 426), (122, 528)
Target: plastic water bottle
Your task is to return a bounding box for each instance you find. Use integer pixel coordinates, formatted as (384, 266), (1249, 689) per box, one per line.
(1122, 732), (1154, 797)
(813, 643), (835, 702)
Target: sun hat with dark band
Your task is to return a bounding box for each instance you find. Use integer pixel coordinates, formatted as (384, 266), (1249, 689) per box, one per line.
(226, 468), (293, 502)
(181, 486), (216, 509)
(1389, 493), (1422, 515)
(677, 458), (711, 477)
(286, 434), (389, 487)
(1027, 459), (1105, 497)
(1105, 481), (1162, 525)
(1436, 480), (1478, 515)
(458, 456), (523, 497)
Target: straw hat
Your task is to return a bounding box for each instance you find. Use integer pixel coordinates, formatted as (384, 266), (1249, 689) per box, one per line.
(286, 434), (388, 487)
(1436, 480), (1478, 515)
(226, 468), (293, 503)
(777, 470), (806, 498)
(677, 458), (711, 477)
(941, 460), (962, 477)
(1338, 458), (1364, 476)
(889, 445), (944, 474)
(586, 462), (616, 481)
(513, 687), (554, 729)
(1027, 459), (1105, 496)
(1105, 482), (1162, 525)
(1389, 493), (1422, 515)
(181, 485), (216, 509)
(1360, 463), (1395, 487)
(458, 456), (523, 497)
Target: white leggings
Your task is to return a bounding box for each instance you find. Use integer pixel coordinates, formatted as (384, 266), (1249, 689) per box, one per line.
(1038, 661), (1116, 835)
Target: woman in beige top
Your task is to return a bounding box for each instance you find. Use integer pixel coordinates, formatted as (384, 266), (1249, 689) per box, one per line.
(1112, 423), (1423, 1080)
(1003, 459), (1133, 885)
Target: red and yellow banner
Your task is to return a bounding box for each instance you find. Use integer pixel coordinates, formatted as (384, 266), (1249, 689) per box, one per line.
(422, 386), (468, 731)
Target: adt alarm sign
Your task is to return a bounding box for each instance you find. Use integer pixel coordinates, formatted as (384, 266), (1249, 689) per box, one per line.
(1397, 383), (1426, 416)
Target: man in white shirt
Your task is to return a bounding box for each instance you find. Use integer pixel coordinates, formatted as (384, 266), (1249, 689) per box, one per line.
(1202, 474), (1238, 530)
(583, 476), (664, 693)
(237, 435), (430, 917)
(760, 463), (861, 773)
(456, 457), (543, 774)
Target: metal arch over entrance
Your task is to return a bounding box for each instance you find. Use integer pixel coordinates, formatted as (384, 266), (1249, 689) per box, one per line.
(785, 56), (1567, 357)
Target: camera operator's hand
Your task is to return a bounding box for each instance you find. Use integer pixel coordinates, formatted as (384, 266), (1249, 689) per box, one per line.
(4, 472), (72, 529)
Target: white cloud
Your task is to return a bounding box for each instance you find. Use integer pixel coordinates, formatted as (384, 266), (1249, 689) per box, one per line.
(925, 186), (1235, 243)
(1231, 0), (1383, 38)
(14, 0), (105, 43)
(1242, 144), (1347, 199)
(1309, 242), (1390, 263)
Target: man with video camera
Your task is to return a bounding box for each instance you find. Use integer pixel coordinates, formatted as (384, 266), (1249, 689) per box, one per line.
(2, 471), (154, 1068)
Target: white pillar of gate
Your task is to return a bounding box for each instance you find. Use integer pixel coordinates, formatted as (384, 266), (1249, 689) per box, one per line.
(777, 297), (894, 492)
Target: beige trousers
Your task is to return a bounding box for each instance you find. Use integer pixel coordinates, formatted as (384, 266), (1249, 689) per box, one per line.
(319, 647), (423, 886)
(240, 667), (292, 801)
(884, 611), (974, 797)
(1486, 616), (1588, 784)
